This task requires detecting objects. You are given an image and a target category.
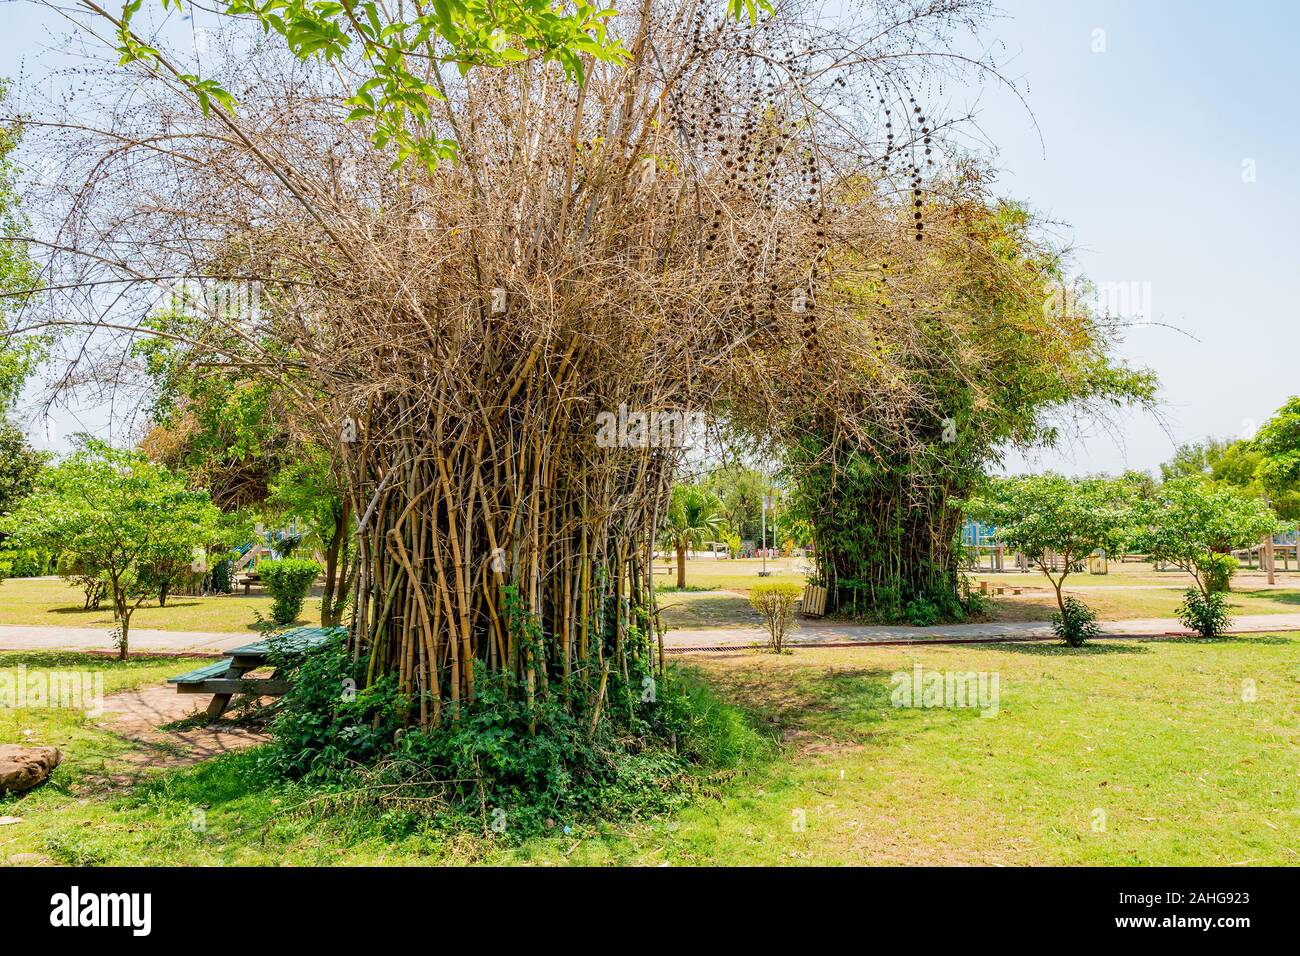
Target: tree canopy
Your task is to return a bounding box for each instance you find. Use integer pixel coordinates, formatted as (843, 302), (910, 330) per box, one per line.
(961, 474), (1132, 612)
(1130, 476), (1277, 596)
(660, 484), (723, 589)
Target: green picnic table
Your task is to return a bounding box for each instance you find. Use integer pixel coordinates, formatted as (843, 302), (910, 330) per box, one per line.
(167, 625), (345, 719)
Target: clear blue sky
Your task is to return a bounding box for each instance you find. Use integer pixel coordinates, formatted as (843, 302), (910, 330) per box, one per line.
(1, 0), (1297, 474)
(970, 0), (1300, 475)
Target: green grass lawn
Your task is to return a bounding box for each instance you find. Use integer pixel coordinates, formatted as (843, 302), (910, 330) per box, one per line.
(654, 557), (808, 593)
(0, 651), (212, 851)
(4, 635), (1296, 865)
(0, 577), (319, 633)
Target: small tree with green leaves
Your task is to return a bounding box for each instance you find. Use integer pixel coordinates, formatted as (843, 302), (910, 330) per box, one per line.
(3, 440), (223, 658)
(659, 484), (724, 590)
(1130, 476), (1277, 596)
(961, 475), (1131, 621)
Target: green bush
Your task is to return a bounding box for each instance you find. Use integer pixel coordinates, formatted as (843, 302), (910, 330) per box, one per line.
(209, 559), (233, 594)
(1051, 596), (1100, 647)
(904, 595), (943, 627)
(1202, 552), (1239, 593)
(0, 547), (53, 578)
(1177, 588), (1232, 637)
(257, 557), (321, 625)
(262, 631), (398, 777)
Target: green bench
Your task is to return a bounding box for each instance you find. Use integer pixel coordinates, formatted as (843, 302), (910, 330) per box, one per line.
(168, 626), (345, 719)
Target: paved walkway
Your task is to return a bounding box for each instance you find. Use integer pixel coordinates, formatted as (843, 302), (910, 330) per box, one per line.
(660, 612), (1300, 650)
(0, 624), (253, 655)
(3, 612), (1300, 658)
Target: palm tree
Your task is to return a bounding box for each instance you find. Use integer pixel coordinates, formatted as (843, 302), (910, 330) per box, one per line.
(660, 484), (724, 589)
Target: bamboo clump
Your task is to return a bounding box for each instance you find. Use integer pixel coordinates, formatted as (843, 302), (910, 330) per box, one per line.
(13, 0), (1006, 725)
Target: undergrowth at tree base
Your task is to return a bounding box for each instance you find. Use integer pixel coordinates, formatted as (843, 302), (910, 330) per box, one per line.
(258, 639), (772, 841)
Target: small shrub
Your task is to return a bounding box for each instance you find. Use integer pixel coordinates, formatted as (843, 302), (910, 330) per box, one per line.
(1178, 588), (1231, 637)
(209, 558), (233, 594)
(748, 582), (802, 652)
(257, 557), (321, 625)
(1051, 596), (1100, 647)
(961, 582), (991, 617)
(1201, 553), (1239, 593)
(904, 595), (942, 627)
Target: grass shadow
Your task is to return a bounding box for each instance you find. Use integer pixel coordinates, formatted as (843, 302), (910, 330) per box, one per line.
(683, 662), (920, 754)
(1244, 590), (1300, 606)
(961, 640), (1150, 656)
(0, 650), (190, 669)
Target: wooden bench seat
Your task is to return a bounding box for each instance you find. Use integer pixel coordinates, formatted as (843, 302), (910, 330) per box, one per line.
(168, 625), (344, 719)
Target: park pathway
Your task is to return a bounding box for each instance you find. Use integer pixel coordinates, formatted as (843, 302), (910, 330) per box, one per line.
(3, 614), (1300, 656)
(660, 612), (1300, 650)
(0, 624), (252, 655)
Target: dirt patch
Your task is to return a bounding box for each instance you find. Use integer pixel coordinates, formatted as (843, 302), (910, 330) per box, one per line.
(96, 682), (270, 771)
(779, 727), (862, 759)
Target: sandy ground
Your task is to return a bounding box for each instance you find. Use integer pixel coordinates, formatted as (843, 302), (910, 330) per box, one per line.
(97, 683), (269, 771)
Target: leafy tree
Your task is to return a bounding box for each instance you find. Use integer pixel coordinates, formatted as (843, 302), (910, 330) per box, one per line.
(1130, 477), (1277, 596)
(1160, 436), (1238, 483)
(135, 316), (291, 511)
(137, 318), (353, 624)
(1116, 469), (1158, 501)
(1160, 429), (1300, 520)
(659, 484), (723, 589)
(1252, 396), (1300, 503)
(961, 474), (1132, 616)
(0, 420), (49, 533)
(703, 464), (766, 543)
(790, 196), (1155, 621)
(2, 440), (224, 658)
(263, 453), (355, 626)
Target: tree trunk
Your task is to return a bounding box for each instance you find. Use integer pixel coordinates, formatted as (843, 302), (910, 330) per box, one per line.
(114, 593), (130, 660)
(676, 543), (686, 590)
(321, 500), (347, 627)
(158, 580), (169, 607)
